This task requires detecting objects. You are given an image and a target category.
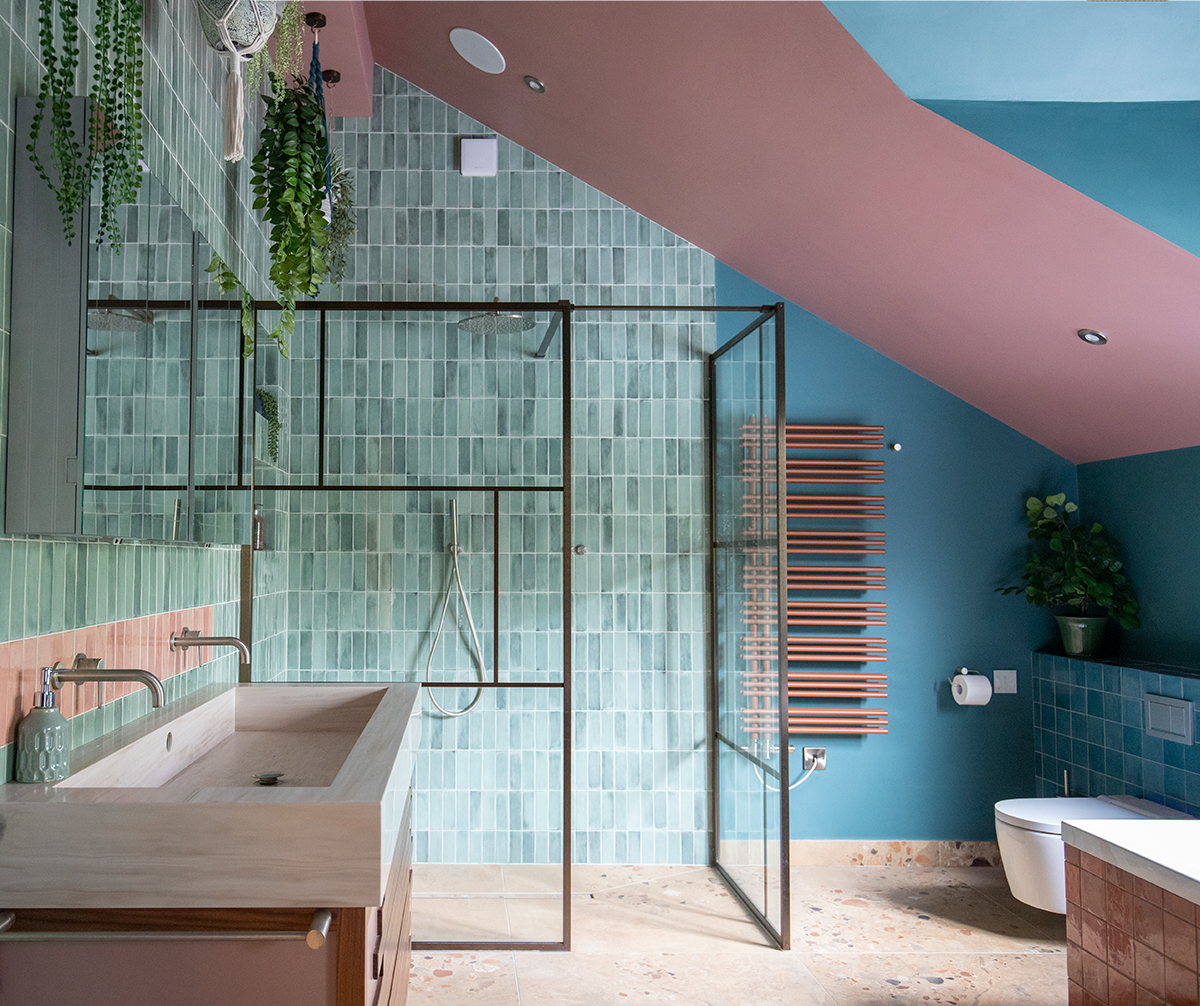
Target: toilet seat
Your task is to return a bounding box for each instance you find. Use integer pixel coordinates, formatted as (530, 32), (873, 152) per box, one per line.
(995, 795), (1192, 834)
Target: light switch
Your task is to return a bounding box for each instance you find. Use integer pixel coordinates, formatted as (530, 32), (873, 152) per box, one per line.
(992, 669), (1017, 694)
(460, 137), (498, 177)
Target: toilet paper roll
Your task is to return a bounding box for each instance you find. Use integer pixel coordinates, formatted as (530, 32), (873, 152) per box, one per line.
(952, 673), (992, 706)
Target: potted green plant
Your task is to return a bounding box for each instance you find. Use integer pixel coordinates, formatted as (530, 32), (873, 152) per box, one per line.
(997, 493), (1140, 656)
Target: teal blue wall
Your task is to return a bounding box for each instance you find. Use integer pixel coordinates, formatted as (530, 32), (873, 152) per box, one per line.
(826, 2), (1200, 103)
(916, 99), (1200, 671)
(1077, 446), (1200, 669)
(716, 264), (1076, 840)
(921, 101), (1200, 259)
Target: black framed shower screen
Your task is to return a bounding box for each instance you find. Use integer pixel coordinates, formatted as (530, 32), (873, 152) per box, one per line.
(108, 296), (788, 952)
(240, 299), (575, 953)
(707, 304), (790, 950)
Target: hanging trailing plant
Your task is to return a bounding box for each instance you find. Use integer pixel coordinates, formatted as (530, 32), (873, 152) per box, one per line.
(204, 252), (264, 358)
(251, 72), (328, 352)
(243, 1), (303, 105)
(325, 152), (355, 287)
(28, 0), (145, 246)
(269, 2), (306, 90)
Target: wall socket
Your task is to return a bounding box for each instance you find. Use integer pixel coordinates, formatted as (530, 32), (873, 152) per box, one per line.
(992, 669), (1017, 694)
(802, 747), (827, 771)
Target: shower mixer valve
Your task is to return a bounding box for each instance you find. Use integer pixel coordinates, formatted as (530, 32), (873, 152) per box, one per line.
(802, 747), (827, 771)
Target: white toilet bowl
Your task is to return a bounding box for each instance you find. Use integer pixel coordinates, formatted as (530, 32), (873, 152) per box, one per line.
(994, 795), (1191, 914)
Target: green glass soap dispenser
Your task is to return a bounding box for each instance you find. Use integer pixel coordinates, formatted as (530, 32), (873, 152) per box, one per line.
(15, 667), (70, 783)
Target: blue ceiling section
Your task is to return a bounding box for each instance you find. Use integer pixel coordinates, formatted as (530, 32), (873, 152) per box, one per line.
(825, 2), (1200, 255)
(825, 1), (1200, 102)
(922, 100), (1200, 259)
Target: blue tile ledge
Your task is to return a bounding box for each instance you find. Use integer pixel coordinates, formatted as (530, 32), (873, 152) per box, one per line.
(1063, 818), (1200, 907)
(1036, 646), (1200, 681)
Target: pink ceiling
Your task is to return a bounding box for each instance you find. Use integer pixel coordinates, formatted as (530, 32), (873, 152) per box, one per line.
(299, 1), (374, 119)
(362, 2), (1200, 464)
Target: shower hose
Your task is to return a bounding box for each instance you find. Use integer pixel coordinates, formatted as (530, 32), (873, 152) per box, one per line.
(753, 742), (817, 792)
(424, 500), (485, 717)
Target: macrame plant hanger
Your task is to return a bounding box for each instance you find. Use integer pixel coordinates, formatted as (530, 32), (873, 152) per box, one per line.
(306, 11), (333, 209)
(196, 0), (277, 162)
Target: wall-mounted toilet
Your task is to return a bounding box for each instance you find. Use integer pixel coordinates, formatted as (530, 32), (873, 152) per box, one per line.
(994, 795), (1192, 913)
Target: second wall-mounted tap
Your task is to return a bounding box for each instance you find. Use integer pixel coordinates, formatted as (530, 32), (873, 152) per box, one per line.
(169, 627), (250, 666)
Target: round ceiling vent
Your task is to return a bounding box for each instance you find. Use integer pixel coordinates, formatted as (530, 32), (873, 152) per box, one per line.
(449, 27), (506, 74)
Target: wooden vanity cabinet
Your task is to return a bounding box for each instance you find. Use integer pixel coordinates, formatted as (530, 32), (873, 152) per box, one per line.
(0, 792), (413, 1006)
(340, 790), (414, 1006)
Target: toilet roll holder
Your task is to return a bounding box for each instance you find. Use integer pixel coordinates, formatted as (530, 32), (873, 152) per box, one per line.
(949, 666), (993, 706)
(948, 666), (982, 685)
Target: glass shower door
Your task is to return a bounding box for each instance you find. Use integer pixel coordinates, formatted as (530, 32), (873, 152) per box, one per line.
(709, 305), (789, 948)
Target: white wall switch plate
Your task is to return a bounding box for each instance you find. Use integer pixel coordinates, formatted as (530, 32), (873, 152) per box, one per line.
(992, 669), (1017, 694)
(460, 137), (498, 176)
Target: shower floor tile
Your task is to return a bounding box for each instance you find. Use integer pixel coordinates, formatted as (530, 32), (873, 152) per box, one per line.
(510, 950), (838, 1006)
(409, 952), (520, 1003)
(414, 864), (506, 894)
(407, 865), (1068, 1004)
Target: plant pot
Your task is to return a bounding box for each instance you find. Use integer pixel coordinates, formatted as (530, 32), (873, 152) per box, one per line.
(195, 0), (279, 55)
(1054, 615), (1108, 657)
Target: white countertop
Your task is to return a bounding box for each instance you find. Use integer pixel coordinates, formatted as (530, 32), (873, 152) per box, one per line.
(1062, 819), (1200, 907)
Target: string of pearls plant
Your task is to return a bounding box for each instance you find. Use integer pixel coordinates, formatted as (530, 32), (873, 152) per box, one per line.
(28, 0), (145, 246)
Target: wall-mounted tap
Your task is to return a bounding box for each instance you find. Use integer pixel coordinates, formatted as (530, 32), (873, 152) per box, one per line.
(169, 627), (250, 665)
(49, 661), (165, 708)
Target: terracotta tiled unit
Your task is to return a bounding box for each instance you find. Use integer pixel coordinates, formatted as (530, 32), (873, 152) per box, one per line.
(1066, 843), (1200, 1006)
(0, 607), (217, 746)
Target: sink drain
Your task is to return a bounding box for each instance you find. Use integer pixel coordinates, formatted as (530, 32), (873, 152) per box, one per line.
(253, 771), (284, 786)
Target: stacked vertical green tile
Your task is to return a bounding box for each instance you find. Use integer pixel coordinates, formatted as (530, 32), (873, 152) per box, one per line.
(250, 66), (714, 864)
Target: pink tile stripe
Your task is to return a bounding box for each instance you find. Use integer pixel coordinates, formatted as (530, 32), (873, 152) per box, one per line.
(0, 606), (217, 747)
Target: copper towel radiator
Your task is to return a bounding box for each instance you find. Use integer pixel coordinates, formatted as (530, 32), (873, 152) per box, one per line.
(741, 458), (885, 484)
(738, 420), (889, 739)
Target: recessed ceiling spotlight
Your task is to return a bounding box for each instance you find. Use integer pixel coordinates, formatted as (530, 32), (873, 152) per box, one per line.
(1077, 329), (1108, 346)
(449, 27), (506, 74)
(524, 76), (546, 94)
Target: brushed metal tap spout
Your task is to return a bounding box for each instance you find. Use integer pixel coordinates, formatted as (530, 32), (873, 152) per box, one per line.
(170, 627), (251, 664)
(50, 666), (165, 708)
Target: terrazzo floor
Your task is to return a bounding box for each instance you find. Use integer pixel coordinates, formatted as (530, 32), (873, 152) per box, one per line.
(409, 863), (1067, 1004)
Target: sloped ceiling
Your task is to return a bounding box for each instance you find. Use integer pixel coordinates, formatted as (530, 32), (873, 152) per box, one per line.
(362, 2), (1200, 464)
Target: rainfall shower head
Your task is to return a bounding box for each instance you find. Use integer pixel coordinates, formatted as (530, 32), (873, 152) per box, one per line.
(457, 297), (536, 336)
(88, 294), (155, 332)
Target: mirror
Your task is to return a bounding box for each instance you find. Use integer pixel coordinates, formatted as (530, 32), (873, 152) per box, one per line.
(8, 96), (248, 545)
(82, 174), (248, 545)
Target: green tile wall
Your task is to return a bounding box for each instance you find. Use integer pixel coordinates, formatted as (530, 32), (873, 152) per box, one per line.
(251, 66), (715, 864)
